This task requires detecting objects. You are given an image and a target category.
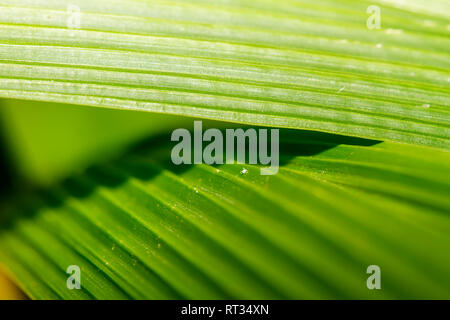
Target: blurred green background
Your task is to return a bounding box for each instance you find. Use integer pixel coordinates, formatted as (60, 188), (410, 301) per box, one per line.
(0, 99), (190, 187)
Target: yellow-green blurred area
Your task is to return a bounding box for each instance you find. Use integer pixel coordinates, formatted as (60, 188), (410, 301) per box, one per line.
(0, 266), (27, 300)
(0, 99), (189, 186)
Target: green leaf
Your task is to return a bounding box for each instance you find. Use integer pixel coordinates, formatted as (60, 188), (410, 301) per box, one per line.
(1, 0), (449, 301)
(1, 129), (449, 299)
(0, 0), (449, 148)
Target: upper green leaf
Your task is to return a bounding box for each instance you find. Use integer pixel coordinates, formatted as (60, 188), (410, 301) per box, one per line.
(0, 0), (448, 148)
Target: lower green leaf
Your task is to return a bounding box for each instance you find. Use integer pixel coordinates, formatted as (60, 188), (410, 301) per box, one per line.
(1, 128), (449, 299)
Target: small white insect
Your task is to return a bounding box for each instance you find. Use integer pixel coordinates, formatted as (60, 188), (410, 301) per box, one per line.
(240, 168), (248, 175)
